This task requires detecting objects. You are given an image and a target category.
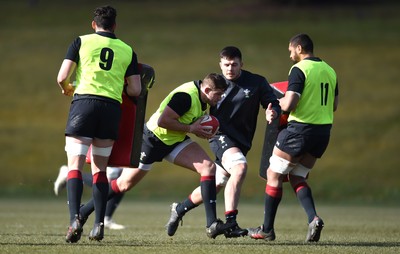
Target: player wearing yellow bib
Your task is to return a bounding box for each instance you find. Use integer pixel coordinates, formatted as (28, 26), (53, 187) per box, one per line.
(73, 33), (134, 103)
(56, 5), (141, 243)
(248, 33), (339, 242)
(77, 73), (237, 239)
(287, 58), (336, 125)
(146, 81), (205, 145)
(165, 46), (281, 239)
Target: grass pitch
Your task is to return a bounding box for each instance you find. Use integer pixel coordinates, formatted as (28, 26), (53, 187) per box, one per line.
(0, 199), (399, 254)
(1, 0), (399, 207)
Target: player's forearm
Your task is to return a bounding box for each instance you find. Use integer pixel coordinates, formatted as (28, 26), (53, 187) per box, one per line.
(279, 91), (299, 112)
(125, 74), (142, 97)
(57, 59), (76, 94)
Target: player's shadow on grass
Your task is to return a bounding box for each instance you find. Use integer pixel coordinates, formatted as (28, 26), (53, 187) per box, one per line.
(1, 241), (399, 248)
(2, 234), (398, 248)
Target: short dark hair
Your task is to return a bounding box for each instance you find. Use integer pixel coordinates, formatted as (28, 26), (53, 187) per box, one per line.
(219, 46), (242, 61)
(289, 34), (314, 54)
(203, 73), (228, 91)
(93, 5), (117, 31)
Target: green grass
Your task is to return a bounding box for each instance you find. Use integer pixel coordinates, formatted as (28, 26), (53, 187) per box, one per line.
(1, 2), (399, 252)
(0, 199), (399, 254)
(1, 0), (400, 204)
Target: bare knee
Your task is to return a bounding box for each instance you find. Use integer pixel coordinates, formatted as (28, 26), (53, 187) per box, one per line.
(267, 169), (284, 187)
(198, 160), (216, 176)
(230, 165), (247, 182)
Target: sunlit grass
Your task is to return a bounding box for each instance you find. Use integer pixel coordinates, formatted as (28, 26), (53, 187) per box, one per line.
(0, 199), (399, 254)
(0, 0), (399, 204)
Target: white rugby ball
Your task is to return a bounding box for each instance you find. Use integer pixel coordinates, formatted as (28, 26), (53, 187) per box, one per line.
(200, 115), (219, 135)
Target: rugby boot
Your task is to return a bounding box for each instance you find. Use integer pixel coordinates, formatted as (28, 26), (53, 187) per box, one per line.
(306, 216), (324, 242)
(223, 221), (248, 238)
(89, 222), (104, 241)
(247, 225), (276, 241)
(165, 202), (183, 236)
(65, 215), (83, 243)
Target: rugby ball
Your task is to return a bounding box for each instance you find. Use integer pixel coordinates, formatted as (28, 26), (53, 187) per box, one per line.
(200, 115), (219, 136)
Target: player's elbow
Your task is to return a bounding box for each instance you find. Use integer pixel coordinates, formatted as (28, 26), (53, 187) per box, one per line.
(125, 75), (142, 97)
(280, 102), (296, 113)
(126, 84), (141, 97)
(157, 118), (168, 129)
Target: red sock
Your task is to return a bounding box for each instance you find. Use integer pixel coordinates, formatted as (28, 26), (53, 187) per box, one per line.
(293, 182), (309, 193)
(93, 171), (108, 184)
(200, 175), (215, 181)
(225, 209), (238, 216)
(265, 184), (282, 198)
(67, 169), (82, 180)
(110, 179), (121, 194)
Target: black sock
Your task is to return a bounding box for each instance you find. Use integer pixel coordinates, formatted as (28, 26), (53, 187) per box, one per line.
(294, 182), (316, 223)
(82, 172), (93, 187)
(225, 209), (238, 223)
(263, 185), (282, 231)
(67, 170), (83, 223)
(105, 192), (125, 218)
(80, 183), (117, 219)
(176, 197), (199, 216)
(200, 176), (217, 227)
(92, 172), (109, 224)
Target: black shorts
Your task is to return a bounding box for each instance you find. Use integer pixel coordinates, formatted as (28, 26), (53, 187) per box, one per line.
(140, 125), (189, 164)
(65, 97), (121, 140)
(275, 129), (330, 158)
(209, 134), (249, 167)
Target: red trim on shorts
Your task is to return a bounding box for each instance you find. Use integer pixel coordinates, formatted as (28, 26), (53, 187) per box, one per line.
(265, 184), (282, 198)
(67, 170), (82, 180)
(93, 172), (108, 184)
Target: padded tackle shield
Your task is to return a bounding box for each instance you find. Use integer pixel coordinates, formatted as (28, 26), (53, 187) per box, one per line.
(259, 81), (288, 180)
(86, 63), (155, 167)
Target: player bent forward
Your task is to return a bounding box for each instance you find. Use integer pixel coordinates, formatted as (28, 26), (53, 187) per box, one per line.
(76, 73), (237, 241)
(165, 46), (281, 238)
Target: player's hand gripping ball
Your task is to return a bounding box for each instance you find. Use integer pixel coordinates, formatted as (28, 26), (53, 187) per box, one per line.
(200, 115), (219, 136)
